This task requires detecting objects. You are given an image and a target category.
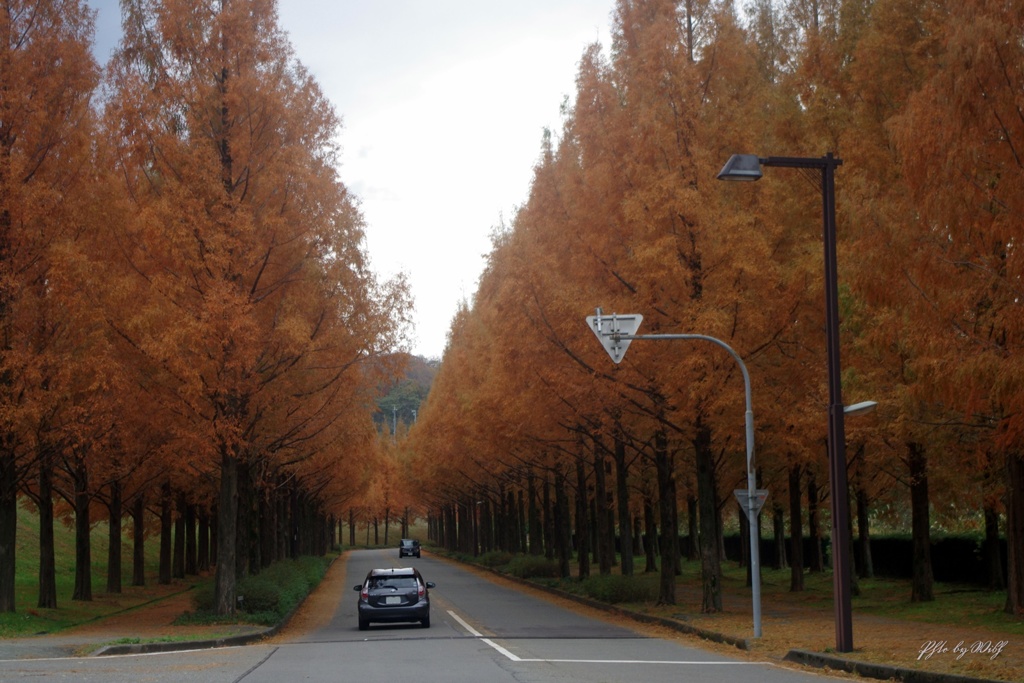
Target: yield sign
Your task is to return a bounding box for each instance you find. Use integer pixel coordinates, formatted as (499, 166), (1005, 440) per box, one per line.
(586, 311), (643, 364)
(733, 489), (770, 515)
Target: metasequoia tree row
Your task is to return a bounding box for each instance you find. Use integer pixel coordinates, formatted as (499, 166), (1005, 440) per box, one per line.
(409, 0), (1024, 616)
(0, 0), (409, 615)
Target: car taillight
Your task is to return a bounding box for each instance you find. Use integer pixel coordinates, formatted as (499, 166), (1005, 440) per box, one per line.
(361, 585), (369, 600)
(418, 583), (426, 599)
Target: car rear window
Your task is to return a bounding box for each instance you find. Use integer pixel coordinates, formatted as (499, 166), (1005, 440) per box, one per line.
(372, 577), (417, 589)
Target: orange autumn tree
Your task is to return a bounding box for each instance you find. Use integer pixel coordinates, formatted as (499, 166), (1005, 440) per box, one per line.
(0, 0), (100, 613)
(890, 0), (1024, 614)
(101, 0), (408, 615)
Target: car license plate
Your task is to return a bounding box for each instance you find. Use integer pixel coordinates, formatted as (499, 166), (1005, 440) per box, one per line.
(385, 596), (401, 605)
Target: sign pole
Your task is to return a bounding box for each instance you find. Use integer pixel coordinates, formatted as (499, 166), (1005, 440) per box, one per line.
(588, 310), (763, 638)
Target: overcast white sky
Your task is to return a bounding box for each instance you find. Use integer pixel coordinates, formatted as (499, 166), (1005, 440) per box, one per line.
(88, 1), (614, 359)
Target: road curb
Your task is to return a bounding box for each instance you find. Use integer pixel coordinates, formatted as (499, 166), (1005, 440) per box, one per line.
(784, 648), (1006, 683)
(92, 628), (272, 656)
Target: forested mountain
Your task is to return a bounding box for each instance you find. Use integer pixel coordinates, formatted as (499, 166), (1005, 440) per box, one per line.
(374, 354), (438, 434)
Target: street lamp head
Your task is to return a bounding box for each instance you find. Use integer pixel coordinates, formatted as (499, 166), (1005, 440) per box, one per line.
(844, 400), (878, 416)
(717, 154), (763, 182)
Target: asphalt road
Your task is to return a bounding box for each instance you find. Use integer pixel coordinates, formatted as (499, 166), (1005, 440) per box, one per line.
(0, 549), (847, 682)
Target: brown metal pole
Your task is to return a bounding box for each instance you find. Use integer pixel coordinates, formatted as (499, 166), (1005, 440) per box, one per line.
(820, 153), (853, 652)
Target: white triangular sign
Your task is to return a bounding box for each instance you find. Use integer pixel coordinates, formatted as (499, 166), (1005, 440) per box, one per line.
(586, 312), (643, 364)
(733, 489), (770, 515)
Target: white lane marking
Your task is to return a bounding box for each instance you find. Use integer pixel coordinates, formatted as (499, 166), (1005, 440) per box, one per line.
(445, 610), (760, 666)
(447, 610), (521, 661)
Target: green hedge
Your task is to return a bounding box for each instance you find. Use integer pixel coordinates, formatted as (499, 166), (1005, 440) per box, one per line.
(184, 555), (331, 626)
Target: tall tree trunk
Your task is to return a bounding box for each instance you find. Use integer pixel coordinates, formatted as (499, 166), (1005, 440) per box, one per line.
(633, 515), (643, 559)
(807, 470), (823, 573)
(259, 493), (273, 569)
(210, 504), (218, 566)
(554, 465), (571, 578)
(159, 482), (172, 585)
(772, 504), (788, 570)
(789, 462), (804, 592)
(528, 472), (542, 555)
(198, 507), (211, 572)
(909, 442), (934, 602)
(1003, 451), (1023, 615)
(107, 480), (123, 594)
(593, 440), (613, 576)
(543, 474), (554, 560)
(507, 490), (518, 552)
(687, 494), (699, 560)
(495, 488), (506, 551)
(856, 486), (874, 579)
(72, 458), (92, 601)
(613, 435), (633, 576)
(654, 429), (676, 605)
(479, 498), (491, 553)
(214, 451), (239, 616)
(236, 463), (251, 576)
(694, 420), (721, 612)
(0, 451), (17, 613)
(37, 451), (57, 608)
(277, 489), (288, 561)
(984, 505), (1004, 591)
(464, 499), (473, 553)
(643, 495), (658, 573)
(292, 490), (302, 557)
(173, 494), (185, 579)
(670, 470), (681, 578)
(247, 488), (260, 574)
(185, 501), (197, 575)
(132, 494), (146, 586)
(517, 489), (527, 553)
(575, 456), (590, 580)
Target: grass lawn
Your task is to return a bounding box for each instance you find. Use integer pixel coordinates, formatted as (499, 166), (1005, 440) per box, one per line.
(0, 505), (204, 638)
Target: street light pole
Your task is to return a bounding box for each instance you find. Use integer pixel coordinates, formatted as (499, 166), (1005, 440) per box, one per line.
(718, 152), (853, 652)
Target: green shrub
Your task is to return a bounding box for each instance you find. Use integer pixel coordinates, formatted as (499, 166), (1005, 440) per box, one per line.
(478, 551), (514, 568)
(191, 581), (215, 612)
(182, 555), (331, 626)
(506, 555), (561, 579)
(237, 575), (281, 613)
(578, 574), (657, 604)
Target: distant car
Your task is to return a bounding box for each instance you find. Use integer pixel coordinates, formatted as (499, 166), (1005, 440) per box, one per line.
(399, 538), (421, 558)
(354, 567), (435, 630)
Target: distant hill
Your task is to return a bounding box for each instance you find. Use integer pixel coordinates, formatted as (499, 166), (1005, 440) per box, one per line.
(374, 353), (437, 433)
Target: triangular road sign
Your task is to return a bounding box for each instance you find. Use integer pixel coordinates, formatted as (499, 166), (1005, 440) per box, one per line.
(733, 489), (770, 515)
(586, 312), (643, 364)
